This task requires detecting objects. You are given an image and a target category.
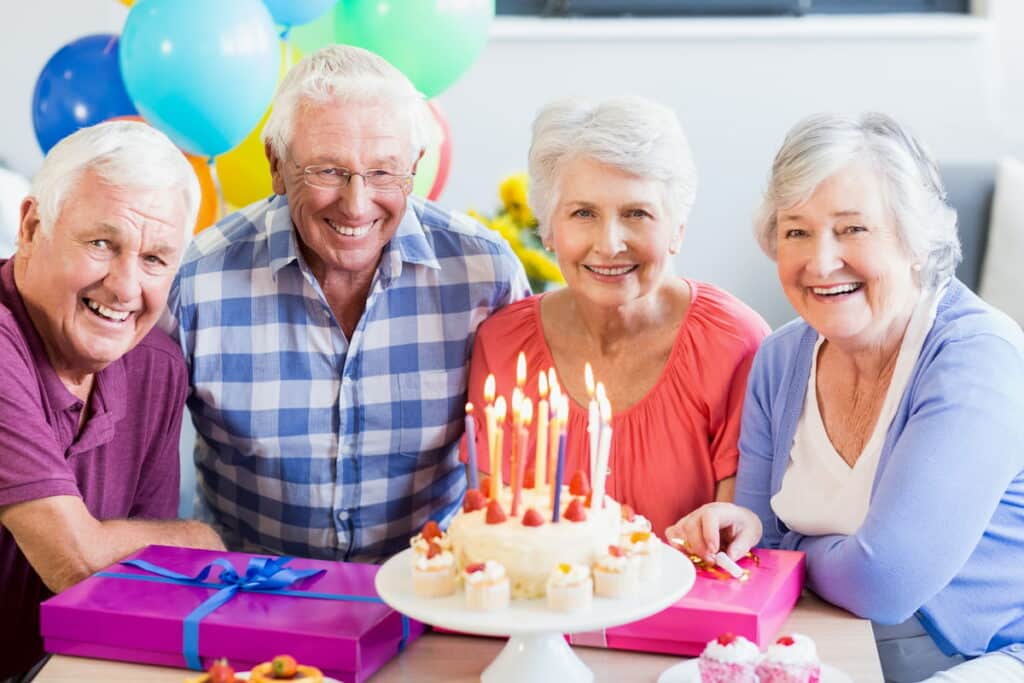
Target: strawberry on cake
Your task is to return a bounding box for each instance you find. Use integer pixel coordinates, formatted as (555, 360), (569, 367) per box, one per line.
(756, 634), (821, 683)
(697, 633), (760, 683)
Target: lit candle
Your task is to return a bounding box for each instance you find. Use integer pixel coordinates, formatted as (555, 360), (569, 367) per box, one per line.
(516, 351), (527, 389)
(552, 395), (569, 522)
(585, 363), (598, 479)
(513, 399), (532, 516)
(592, 393), (613, 511)
(464, 403), (479, 491)
(492, 396), (507, 500)
(534, 372), (549, 490)
(484, 375), (497, 499)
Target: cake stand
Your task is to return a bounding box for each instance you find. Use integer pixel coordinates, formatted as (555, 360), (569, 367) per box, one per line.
(375, 541), (696, 683)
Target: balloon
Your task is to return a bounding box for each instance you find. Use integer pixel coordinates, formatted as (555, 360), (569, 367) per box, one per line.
(214, 42), (302, 208)
(412, 101), (453, 201)
(32, 34), (138, 154)
(263, 0), (336, 28)
(119, 0), (280, 157)
(118, 0), (135, 6)
(287, 8), (335, 55)
(292, 0), (495, 98)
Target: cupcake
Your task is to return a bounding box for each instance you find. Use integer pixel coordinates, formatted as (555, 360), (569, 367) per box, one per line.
(464, 560), (511, 610)
(756, 634), (822, 683)
(410, 520), (451, 556)
(618, 505), (652, 545)
(592, 545), (640, 598)
(249, 655), (323, 682)
(412, 541), (458, 598)
(623, 530), (660, 580)
(546, 562), (593, 611)
(697, 633), (760, 683)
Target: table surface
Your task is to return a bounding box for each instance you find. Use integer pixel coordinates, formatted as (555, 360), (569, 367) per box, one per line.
(36, 592), (883, 683)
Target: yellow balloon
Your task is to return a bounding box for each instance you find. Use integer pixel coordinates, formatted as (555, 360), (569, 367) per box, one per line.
(118, 0), (135, 6)
(213, 42), (302, 208)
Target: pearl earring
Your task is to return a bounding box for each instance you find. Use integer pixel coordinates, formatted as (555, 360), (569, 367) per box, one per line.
(911, 262), (922, 272)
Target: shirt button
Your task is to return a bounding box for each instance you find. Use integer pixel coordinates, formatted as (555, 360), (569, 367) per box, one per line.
(338, 510), (350, 522)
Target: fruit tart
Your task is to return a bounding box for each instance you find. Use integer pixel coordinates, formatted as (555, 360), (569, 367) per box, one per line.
(249, 655), (324, 683)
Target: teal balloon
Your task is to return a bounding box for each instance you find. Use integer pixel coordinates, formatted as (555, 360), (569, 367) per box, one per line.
(263, 0), (336, 28)
(119, 0), (280, 157)
(297, 0), (494, 99)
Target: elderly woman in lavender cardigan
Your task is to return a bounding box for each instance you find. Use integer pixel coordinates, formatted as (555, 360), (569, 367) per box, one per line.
(667, 113), (1024, 683)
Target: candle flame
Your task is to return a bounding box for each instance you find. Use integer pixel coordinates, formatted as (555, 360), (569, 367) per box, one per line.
(466, 402), (474, 414)
(538, 371), (549, 398)
(494, 396), (507, 422)
(549, 380), (561, 408)
(516, 352), (527, 387)
(484, 375), (496, 403)
(596, 381), (607, 404)
(584, 362), (595, 397)
(511, 387), (523, 416)
(547, 368), (559, 394)
(599, 394), (612, 422)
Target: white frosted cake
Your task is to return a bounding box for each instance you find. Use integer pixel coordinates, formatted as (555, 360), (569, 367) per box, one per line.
(447, 485), (623, 599)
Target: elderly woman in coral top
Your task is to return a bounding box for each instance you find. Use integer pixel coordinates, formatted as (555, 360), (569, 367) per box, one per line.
(465, 96), (769, 538)
(667, 113), (1024, 682)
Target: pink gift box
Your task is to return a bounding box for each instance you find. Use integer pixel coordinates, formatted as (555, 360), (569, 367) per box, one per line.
(40, 545), (424, 683)
(568, 549), (805, 656)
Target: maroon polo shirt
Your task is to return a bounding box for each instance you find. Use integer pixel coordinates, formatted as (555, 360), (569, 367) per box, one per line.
(0, 258), (187, 678)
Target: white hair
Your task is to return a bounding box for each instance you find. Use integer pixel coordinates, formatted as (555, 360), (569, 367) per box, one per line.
(754, 112), (961, 289)
(31, 120), (200, 244)
(527, 95), (698, 240)
(262, 45), (432, 164)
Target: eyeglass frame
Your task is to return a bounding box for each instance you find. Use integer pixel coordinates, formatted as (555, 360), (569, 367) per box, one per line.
(284, 154), (416, 194)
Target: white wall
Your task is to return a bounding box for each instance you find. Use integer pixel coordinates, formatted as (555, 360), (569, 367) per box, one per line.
(3, 2), (1016, 326)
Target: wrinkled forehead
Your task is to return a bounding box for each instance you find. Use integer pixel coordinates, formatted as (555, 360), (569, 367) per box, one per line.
(288, 97), (417, 166)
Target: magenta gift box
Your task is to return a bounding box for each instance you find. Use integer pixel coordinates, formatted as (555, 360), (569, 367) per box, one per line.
(569, 549), (805, 656)
(40, 545), (424, 683)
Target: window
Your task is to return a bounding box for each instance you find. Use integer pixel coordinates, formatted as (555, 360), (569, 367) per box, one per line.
(496, 0), (969, 16)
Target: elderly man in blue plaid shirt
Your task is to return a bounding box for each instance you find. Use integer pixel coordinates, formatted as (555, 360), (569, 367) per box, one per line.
(165, 46), (529, 563)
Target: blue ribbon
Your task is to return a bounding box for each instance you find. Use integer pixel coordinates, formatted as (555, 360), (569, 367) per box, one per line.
(96, 555), (410, 670)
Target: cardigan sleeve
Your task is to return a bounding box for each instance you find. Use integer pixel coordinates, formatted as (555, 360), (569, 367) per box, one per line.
(791, 331), (1024, 623)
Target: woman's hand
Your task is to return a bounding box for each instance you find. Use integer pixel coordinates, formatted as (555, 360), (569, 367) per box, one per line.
(665, 502), (763, 563)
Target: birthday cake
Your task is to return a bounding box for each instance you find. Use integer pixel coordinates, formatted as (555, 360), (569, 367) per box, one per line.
(447, 482), (624, 599)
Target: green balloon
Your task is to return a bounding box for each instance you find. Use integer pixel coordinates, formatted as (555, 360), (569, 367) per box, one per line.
(290, 0), (494, 99)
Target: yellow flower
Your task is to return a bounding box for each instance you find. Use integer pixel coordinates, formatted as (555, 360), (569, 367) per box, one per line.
(499, 173), (535, 227)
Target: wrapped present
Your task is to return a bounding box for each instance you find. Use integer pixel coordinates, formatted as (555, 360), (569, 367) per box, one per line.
(40, 545), (424, 683)
(568, 549), (805, 656)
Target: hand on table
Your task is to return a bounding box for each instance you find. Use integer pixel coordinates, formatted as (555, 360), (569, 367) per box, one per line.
(665, 502), (763, 564)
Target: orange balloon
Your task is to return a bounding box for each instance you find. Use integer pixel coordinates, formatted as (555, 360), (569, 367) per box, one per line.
(186, 155), (219, 234)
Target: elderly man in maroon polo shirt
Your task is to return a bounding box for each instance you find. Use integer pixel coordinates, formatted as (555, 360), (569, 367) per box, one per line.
(0, 122), (225, 682)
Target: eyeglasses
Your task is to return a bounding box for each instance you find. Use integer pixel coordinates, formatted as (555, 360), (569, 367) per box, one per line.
(294, 163), (415, 193)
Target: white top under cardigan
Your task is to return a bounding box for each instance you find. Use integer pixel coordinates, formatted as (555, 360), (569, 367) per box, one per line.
(771, 286), (943, 536)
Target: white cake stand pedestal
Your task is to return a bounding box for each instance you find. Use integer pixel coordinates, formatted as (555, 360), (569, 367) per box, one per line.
(375, 542), (696, 683)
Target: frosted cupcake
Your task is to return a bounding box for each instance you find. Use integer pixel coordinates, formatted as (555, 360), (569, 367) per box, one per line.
(618, 505), (652, 546)
(623, 530), (659, 580)
(410, 520), (451, 556)
(464, 560), (511, 610)
(697, 633), (760, 683)
(411, 541), (458, 598)
(756, 634), (822, 683)
(592, 545), (640, 598)
(546, 562), (593, 612)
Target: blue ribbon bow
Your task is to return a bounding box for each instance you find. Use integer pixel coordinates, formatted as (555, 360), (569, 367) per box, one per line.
(96, 555), (409, 670)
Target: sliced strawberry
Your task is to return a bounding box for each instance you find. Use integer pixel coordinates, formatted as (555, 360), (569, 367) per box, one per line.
(426, 541), (443, 559)
(421, 520), (442, 541)
(465, 562), (486, 574)
(716, 633), (737, 646)
(569, 471), (591, 497)
(621, 504), (636, 522)
(463, 489), (486, 512)
(486, 499), (507, 524)
(521, 508), (545, 527)
(564, 498), (587, 522)
(776, 635), (796, 646)
(608, 545), (625, 558)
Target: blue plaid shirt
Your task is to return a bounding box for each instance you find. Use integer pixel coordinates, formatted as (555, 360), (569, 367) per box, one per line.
(166, 194), (529, 562)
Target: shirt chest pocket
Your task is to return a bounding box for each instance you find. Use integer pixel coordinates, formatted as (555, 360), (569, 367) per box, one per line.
(394, 369), (465, 458)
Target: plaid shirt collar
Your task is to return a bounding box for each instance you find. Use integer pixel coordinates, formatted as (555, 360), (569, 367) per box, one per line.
(263, 194), (442, 284)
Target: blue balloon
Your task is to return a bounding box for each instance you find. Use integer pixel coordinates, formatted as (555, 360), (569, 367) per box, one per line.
(263, 0), (337, 28)
(32, 34), (138, 154)
(119, 0), (280, 157)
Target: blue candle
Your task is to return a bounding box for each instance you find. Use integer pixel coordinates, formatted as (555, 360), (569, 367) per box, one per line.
(464, 403), (480, 491)
(552, 431), (567, 522)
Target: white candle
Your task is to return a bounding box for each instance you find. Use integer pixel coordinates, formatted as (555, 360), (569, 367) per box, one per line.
(591, 393), (613, 511)
(585, 363), (598, 479)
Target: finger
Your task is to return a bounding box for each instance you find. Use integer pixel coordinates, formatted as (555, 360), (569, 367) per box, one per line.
(725, 517), (762, 561)
(699, 509), (722, 560)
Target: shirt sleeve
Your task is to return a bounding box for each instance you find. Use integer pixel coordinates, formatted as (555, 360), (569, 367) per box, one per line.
(781, 332), (1024, 623)
(0, 324), (79, 507)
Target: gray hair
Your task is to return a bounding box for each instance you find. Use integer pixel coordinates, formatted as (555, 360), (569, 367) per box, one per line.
(31, 120), (200, 245)
(262, 45), (432, 164)
(754, 112), (960, 289)
(528, 96), (698, 239)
